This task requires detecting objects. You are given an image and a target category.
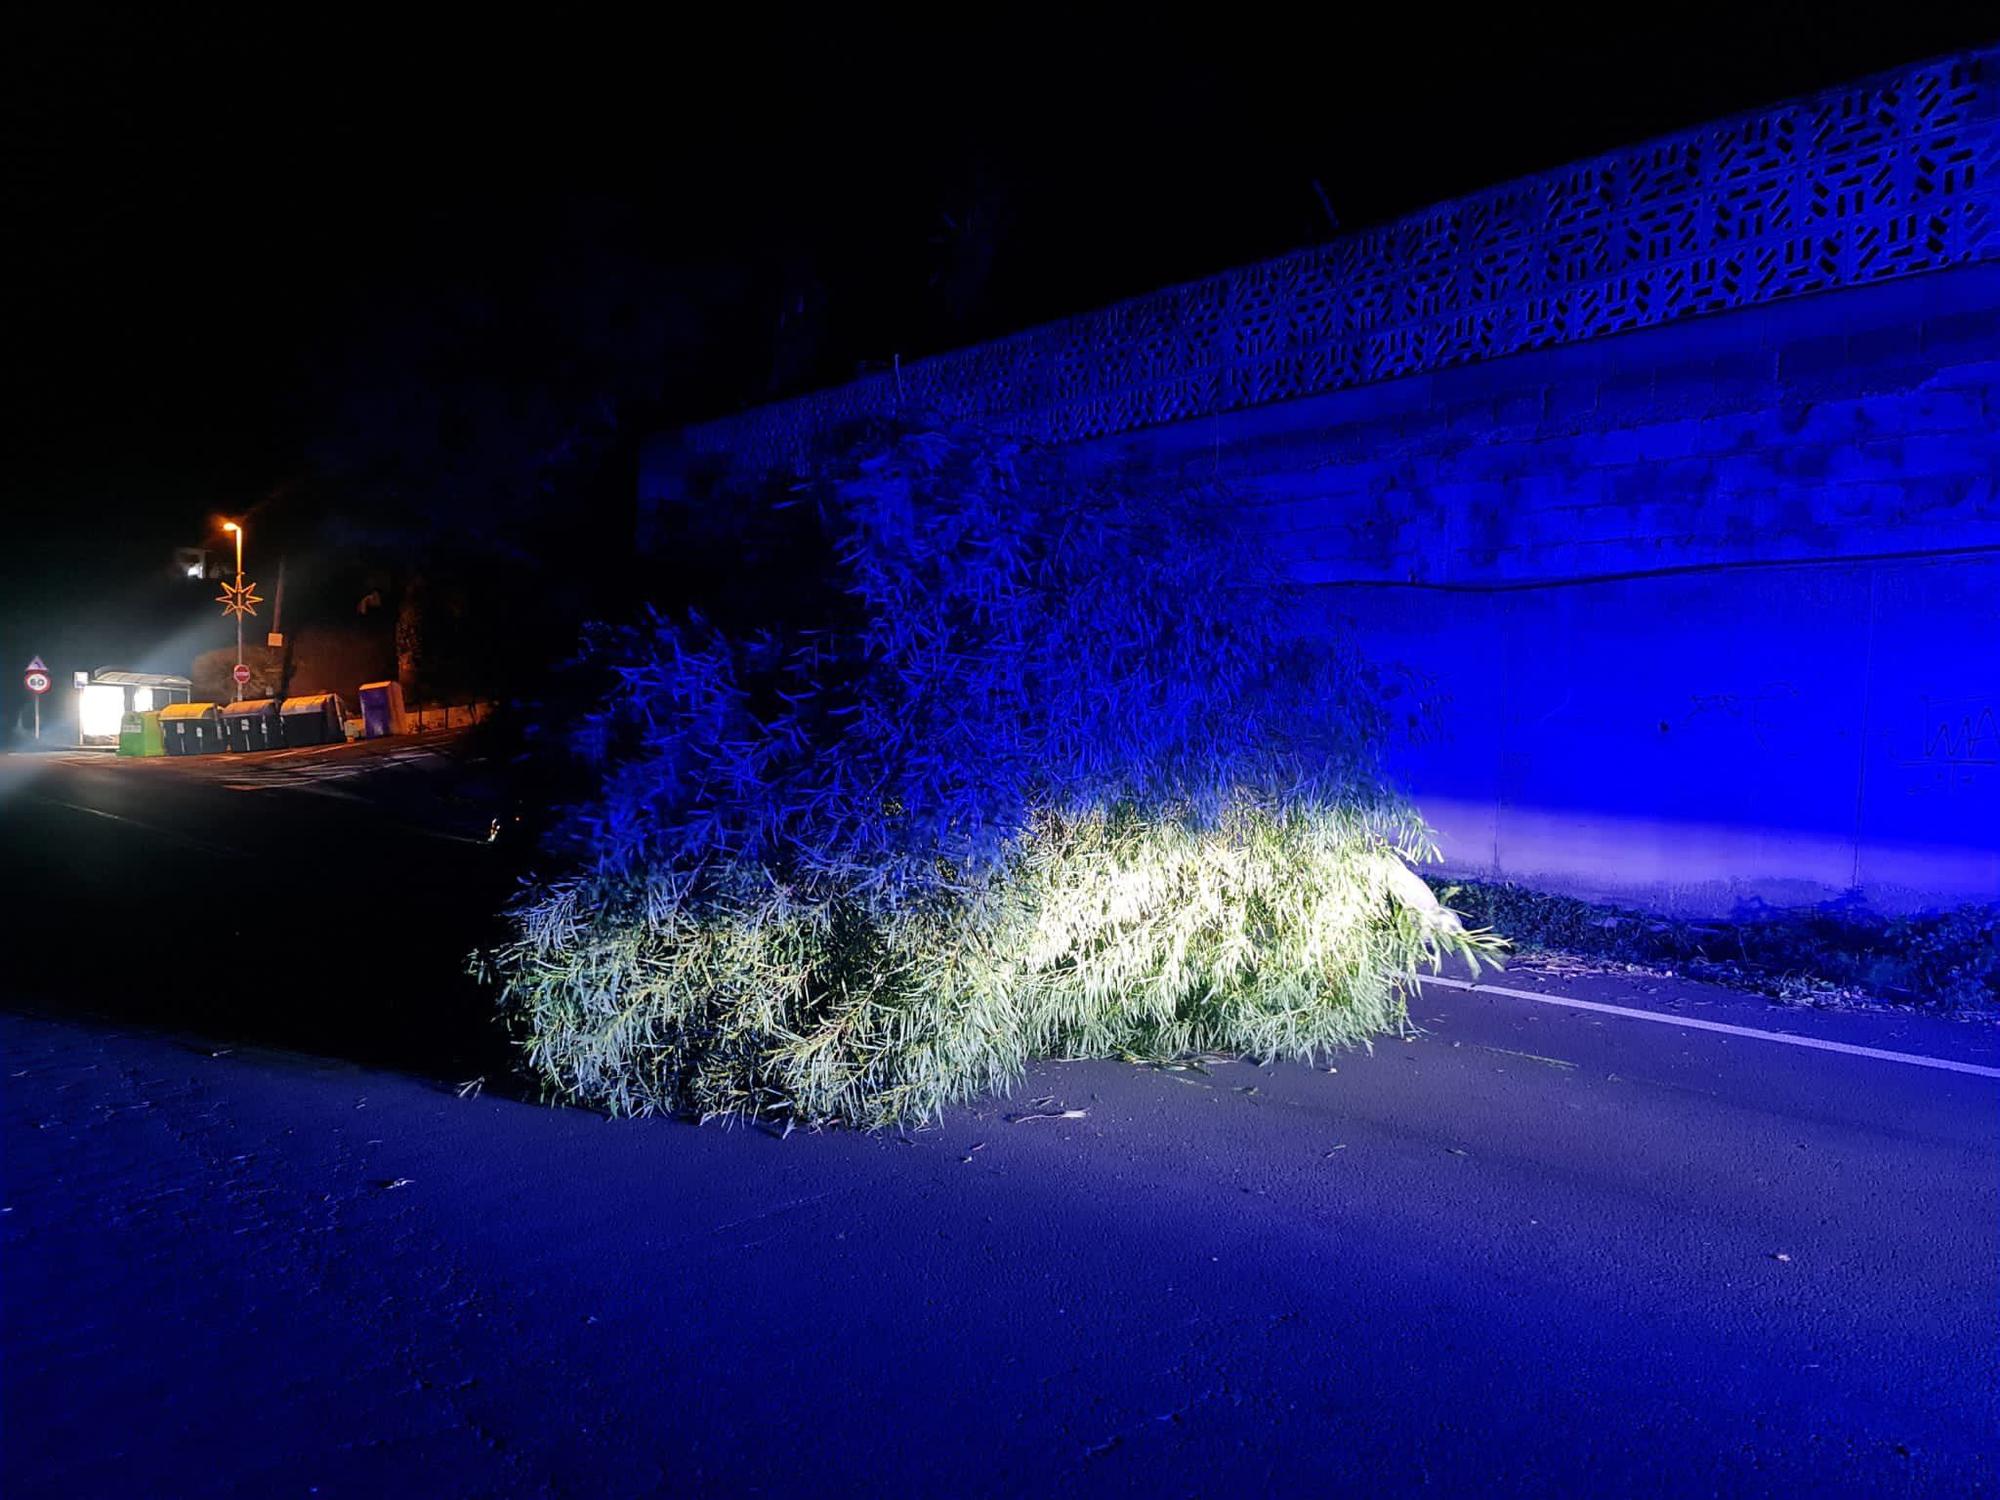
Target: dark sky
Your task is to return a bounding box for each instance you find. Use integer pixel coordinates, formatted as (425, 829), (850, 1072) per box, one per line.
(3, 3), (1995, 703)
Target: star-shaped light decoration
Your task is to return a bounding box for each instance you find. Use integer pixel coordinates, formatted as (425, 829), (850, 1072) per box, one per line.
(217, 579), (264, 619)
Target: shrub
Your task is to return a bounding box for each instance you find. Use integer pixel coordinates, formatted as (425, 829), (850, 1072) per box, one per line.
(1438, 879), (2000, 1011)
(486, 423), (1499, 1124)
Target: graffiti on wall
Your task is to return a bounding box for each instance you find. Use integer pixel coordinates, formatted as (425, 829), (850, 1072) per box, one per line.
(1910, 697), (2000, 790)
(1685, 683), (1804, 753)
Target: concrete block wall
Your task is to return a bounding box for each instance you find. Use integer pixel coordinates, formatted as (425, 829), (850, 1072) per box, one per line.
(1076, 262), (2000, 914)
(1089, 265), (2000, 588)
(1313, 554), (1997, 915)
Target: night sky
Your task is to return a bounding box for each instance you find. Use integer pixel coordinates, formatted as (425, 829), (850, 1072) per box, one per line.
(4, 4), (1994, 716)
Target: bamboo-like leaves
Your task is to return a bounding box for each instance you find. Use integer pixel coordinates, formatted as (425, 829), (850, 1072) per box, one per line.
(486, 422), (1502, 1125)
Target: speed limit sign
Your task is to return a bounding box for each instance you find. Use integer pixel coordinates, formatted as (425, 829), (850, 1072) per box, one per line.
(24, 656), (50, 695)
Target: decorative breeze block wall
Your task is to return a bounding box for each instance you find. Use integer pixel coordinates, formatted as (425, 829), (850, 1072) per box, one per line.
(678, 46), (1998, 470)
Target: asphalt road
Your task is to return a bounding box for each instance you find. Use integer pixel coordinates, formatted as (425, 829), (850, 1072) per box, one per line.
(0, 742), (512, 1074)
(3, 751), (1996, 1496)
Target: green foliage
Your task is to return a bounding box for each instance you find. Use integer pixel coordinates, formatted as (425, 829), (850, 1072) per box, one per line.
(1438, 879), (2000, 1011)
(499, 802), (1491, 1125)
(486, 422), (1500, 1124)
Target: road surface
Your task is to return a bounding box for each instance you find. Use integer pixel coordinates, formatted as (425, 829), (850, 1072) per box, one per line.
(3, 751), (1996, 1496)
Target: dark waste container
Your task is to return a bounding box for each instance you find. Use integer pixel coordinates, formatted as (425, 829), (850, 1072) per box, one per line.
(159, 702), (225, 756)
(221, 698), (283, 753)
(279, 693), (344, 748)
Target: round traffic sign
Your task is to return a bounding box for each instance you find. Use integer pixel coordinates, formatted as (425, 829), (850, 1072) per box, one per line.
(24, 670), (50, 695)
(232, 663), (252, 686)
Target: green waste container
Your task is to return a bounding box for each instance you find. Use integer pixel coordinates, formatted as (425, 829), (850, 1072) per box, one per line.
(118, 710), (165, 757)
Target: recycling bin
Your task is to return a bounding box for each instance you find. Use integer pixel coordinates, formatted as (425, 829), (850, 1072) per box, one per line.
(159, 702), (225, 756)
(221, 698), (283, 753)
(358, 680), (408, 739)
(279, 693), (344, 747)
(117, 710), (165, 758)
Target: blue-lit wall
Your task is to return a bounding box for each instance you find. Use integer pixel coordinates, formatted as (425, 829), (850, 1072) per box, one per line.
(1073, 262), (2000, 914)
(645, 48), (1998, 915)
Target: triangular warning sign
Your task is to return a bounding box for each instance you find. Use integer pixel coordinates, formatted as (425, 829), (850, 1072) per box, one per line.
(26, 656), (47, 672)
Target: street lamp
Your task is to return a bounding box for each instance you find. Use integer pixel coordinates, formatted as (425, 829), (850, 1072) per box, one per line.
(216, 520), (261, 703)
(224, 522), (243, 702)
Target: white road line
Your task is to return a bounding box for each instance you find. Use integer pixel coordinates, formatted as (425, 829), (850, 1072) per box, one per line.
(25, 793), (245, 860)
(1419, 974), (2000, 1079)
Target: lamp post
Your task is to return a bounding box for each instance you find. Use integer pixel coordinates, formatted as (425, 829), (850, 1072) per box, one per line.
(223, 521), (244, 701)
(215, 522), (261, 700)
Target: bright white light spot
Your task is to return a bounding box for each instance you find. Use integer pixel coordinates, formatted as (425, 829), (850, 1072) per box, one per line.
(131, 687), (153, 712)
(187, 564), (204, 578)
(80, 683), (125, 739)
